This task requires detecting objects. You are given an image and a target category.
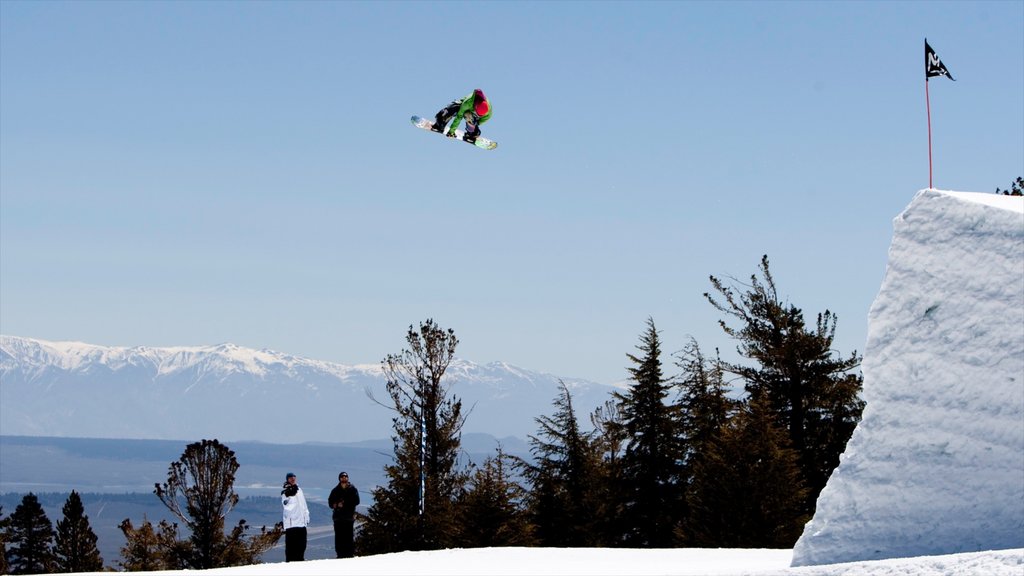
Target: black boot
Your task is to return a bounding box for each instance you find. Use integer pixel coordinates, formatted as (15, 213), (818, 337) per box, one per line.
(432, 100), (461, 134)
(432, 109), (454, 133)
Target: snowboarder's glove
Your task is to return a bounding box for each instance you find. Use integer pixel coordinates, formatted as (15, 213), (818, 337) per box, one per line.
(446, 130), (457, 138)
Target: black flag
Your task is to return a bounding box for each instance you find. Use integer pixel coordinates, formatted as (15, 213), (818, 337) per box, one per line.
(925, 39), (955, 81)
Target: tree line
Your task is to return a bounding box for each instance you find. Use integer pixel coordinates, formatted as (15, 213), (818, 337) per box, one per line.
(0, 255), (865, 572)
(357, 256), (864, 553)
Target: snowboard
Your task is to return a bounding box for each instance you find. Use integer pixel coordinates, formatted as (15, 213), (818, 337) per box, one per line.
(411, 115), (497, 150)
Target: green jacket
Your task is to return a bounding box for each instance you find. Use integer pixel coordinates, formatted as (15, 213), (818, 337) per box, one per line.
(447, 92), (492, 135)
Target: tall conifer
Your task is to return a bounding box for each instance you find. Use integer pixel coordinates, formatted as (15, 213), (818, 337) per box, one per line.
(615, 318), (683, 546)
(359, 319), (467, 554)
(54, 491), (103, 572)
(6, 493), (56, 575)
(522, 381), (604, 547)
(705, 255), (864, 513)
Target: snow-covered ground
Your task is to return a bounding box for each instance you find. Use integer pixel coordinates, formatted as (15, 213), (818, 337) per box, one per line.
(66, 547), (1023, 575)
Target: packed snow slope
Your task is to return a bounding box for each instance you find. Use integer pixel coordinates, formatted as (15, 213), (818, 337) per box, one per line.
(65, 547), (1024, 576)
(791, 190), (1024, 566)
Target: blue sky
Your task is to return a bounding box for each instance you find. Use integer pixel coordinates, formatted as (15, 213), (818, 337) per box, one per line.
(2, 1), (1021, 384)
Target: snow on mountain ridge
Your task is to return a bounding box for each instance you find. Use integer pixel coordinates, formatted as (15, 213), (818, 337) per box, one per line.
(0, 336), (576, 387)
(0, 335), (370, 382)
(0, 335), (617, 443)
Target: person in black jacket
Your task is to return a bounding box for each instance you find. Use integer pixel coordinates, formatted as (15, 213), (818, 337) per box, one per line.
(327, 471), (360, 558)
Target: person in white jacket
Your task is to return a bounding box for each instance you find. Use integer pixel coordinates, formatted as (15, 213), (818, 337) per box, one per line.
(281, 472), (310, 562)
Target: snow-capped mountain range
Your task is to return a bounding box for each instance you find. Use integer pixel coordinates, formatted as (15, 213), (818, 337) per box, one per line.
(0, 336), (620, 443)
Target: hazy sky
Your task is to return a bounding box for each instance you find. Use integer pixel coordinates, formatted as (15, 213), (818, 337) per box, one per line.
(2, 1), (1021, 384)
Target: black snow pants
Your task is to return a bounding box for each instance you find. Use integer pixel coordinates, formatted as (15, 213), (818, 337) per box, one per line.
(434, 99), (481, 138)
(334, 516), (356, 558)
(285, 526), (307, 562)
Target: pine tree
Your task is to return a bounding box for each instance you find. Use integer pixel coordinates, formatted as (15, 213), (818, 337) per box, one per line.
(6, 493), (56, 575)
(154, 439), (282, 569)
(522, 380), (604, 547)
(687, 394), (808, 548)
(53, 491), (103, 573)
(674, 338), (737, 544)
(705, 255), (864, 514)
(614, 318), (683, 547)
(358, 427), (428, 554)
(1, 505), (10, 575)
(457, 447), (536, 547)
(358, 319), (468, 554)
(676, 339), (735, 468)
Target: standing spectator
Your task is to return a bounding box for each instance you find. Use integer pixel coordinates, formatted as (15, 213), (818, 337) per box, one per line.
(281, 472), (309, 562)
(327, 471), (360, 558)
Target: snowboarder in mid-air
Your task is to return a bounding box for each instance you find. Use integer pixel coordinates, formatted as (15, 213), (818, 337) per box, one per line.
(431, 88), (491, 144)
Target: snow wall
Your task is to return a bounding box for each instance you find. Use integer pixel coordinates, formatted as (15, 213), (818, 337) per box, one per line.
(791, 189), (1024, 566)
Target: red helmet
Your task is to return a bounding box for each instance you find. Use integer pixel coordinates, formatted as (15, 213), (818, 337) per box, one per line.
(473, 89), (489, 116)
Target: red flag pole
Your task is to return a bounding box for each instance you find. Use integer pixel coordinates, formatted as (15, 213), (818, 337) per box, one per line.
(926, 77), (933, 189)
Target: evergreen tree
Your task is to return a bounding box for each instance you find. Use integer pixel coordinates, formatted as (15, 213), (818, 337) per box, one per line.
(1, 505), (10, 575)
(457, 447), (536, 547)
(705, 255), (865, 513)
(6, 493), (56, 575)
(676, 339), (735, 469)
(687, 394), (808, 547)
(614, 318), (683, 547)
(154, 439), (282, 569)
(522, 381), (604, 547)
(674, 338), (737, 544)
(359, 319), (468, 554)
(358, 425), (427, 554)
(54, 491), (103, 573)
